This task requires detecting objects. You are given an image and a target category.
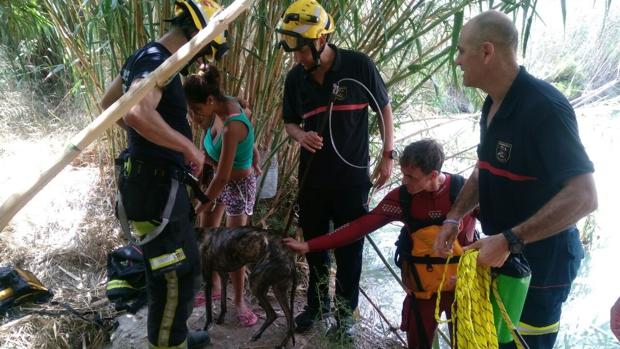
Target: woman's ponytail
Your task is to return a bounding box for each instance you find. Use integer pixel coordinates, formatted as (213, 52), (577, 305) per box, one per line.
(184, 65), (224, 104)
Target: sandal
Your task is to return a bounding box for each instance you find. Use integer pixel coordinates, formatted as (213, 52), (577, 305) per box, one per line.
(193, 291), (221, 308)
(237, 308), (258, 327)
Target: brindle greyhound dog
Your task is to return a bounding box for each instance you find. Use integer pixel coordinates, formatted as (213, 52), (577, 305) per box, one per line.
(196, 227), (296, 348)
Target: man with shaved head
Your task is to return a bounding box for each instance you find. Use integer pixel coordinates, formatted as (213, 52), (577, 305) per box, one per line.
(434, 10), (597, 349)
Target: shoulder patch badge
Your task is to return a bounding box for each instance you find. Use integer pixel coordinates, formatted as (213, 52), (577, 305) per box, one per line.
(496, 141), (512, 163)
(335, 86), (347, 101)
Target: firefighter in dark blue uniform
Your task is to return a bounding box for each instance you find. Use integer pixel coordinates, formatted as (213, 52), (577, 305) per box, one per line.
(100, 1), (229, 348)
(434, 10), (598, 349)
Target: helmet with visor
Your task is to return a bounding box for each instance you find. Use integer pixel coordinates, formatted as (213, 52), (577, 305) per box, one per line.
(172, 0), (229, 62)
(276, 0), (335, 52)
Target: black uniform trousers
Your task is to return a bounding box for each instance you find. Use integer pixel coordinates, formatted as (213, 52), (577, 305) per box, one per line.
(141, 188), (200, 348)
(298, 184), (370, 318)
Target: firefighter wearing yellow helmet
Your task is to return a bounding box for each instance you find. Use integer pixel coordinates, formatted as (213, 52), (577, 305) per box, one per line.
(99, 1), (234, 348)
(278, 0), (396, 341)
(172, 0), (229, 65)
(276, 0), (335, 72)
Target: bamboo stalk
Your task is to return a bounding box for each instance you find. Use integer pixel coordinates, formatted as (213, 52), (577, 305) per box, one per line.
(0, 0), (254, 232)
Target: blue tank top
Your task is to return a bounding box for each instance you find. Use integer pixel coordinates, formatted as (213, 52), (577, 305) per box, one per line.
(204, 111), (254, 169)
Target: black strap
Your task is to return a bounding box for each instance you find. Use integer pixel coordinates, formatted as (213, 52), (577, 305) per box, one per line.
(407, 259), (425, 292)
(16, 301), (115, 331)
(449, 174), (465, 204)
(179, 171), (209, 203)
(398, 185), (414, 227)
(396, 186), (426, 292)
(397, 186), (430, 347)
(410, 255), (460, 265)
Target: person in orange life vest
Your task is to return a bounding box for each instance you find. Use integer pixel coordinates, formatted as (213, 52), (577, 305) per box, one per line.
(283, 139), (477, 349)
(185, 65), (262, 327)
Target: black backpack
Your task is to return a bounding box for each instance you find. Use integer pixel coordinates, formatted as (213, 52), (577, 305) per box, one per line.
(105, 244), (147, 313)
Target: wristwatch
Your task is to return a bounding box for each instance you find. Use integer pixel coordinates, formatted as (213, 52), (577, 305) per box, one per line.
(502, 228), (525, 254)
(383, 149), (397, 160)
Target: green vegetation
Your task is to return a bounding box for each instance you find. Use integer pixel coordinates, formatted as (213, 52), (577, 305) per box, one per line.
(2, 0), (605, 220)
(3, 0), (617, 230)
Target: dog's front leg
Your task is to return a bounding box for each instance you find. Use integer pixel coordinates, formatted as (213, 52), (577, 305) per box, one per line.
(217, 271), (228, 324)
(204, 268), (213, 329)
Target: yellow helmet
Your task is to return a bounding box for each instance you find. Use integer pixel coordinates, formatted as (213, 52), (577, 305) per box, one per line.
(276, 0), (335, 52)
(173, 0), (229, 62)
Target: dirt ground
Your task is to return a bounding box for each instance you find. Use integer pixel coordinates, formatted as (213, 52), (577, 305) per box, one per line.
(0, 129), (404, 349)
(105, 283), (402, 349)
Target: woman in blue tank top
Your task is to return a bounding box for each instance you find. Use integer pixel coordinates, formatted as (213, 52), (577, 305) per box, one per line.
(184, 65), (260, 327)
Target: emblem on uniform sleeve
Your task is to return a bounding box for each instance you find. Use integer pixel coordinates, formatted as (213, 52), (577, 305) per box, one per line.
(496, 141), (512, 163)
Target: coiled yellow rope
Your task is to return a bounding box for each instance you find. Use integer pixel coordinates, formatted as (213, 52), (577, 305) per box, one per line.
(435, 250), (527, 349)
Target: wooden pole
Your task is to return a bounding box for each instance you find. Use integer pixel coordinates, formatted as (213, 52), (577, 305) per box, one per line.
(359, 286), (408, 347)
(366, 236), (406, 290)
(0, 0), (254, 232)
(365, 235), (452, 346)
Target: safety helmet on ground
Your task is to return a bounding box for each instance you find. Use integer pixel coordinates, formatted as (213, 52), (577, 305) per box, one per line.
(276, 0), (335, 52)
(172, 0), (229, 62)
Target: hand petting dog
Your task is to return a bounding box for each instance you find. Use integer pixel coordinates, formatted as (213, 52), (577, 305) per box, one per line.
(282, 238), (309, 254)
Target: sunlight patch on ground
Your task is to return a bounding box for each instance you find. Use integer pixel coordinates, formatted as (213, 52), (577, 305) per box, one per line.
(0, 132), (99, 251)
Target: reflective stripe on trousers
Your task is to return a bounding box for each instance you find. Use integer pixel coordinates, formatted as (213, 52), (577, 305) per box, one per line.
(517, 321), (560, 336)
(148, 270), (186, 349)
